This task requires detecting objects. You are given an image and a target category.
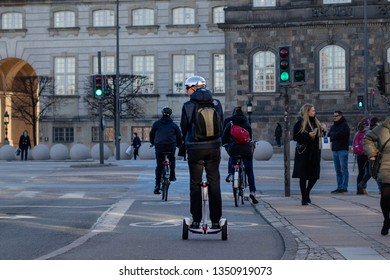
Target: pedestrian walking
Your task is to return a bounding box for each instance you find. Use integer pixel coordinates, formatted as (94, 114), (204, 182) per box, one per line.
(353, 119), (370, 195)
(292, 104), (326, 205)
(18, 130), (31, 160)
(180, 75), (224, 229)
(275, 123), (282, 147)
(364, 116), (390, 235)
(149, 107), (182, 194)
(131, 132), (141, 160)
(328, 110), (350, 193)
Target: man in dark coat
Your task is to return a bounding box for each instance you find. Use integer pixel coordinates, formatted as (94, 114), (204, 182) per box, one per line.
(149, 107), (182, 194)
(131, 132), (141, 160)
(19, 130), (31, 160)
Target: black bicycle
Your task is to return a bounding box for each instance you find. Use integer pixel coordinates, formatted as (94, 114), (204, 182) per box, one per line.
(161, 152), (171, 201)
(232, 156), (247, 207)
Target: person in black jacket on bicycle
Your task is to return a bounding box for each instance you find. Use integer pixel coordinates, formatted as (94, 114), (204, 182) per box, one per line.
(150, 107), (182, 194)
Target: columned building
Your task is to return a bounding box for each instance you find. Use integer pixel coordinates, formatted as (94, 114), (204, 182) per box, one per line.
(220, 0), (390, 143)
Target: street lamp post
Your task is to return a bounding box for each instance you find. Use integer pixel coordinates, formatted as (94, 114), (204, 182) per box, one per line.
(4, 111), (9, 145)
(247, 99), (253, 124)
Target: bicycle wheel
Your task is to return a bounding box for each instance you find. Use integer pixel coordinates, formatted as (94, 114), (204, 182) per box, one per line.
(239, 168), (245, 205)
(162, 178), (169, 201)
(233, 187), (238, 207)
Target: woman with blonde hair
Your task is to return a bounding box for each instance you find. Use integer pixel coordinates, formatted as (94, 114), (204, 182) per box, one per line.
(292, 104), (326, 205)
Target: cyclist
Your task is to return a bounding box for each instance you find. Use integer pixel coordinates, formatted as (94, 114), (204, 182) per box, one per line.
(222, 107), (258, 204)
(150, 107), (182, 195)
(180, 75), (224, 229)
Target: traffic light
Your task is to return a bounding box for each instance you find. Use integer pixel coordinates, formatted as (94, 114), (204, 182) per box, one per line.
(104, 75), (112, 96)
(278, 47), (290, 84)
(357, 95), (364, 109)
(376, 65), (385, 94)
(293, 69), (305, 83)
(93, 74), (105, 98)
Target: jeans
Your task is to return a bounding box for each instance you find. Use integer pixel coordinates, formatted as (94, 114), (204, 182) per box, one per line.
(332, 150), (349, 190)
(229, 156), (256, 193)
(187, 148), (222, 224)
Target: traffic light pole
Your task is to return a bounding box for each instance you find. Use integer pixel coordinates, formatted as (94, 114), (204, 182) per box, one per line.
(282, 85), (291, 197)
(97, 52), (104, 164)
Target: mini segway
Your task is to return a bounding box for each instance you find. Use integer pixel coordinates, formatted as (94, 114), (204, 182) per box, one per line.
(182, 181), (227, 240)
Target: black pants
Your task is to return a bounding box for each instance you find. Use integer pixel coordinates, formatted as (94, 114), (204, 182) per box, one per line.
(20, 148), (28, 160)
(187, 148), (222, 224)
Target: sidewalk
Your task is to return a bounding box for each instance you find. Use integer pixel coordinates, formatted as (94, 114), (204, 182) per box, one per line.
(250, 152), (390, 260)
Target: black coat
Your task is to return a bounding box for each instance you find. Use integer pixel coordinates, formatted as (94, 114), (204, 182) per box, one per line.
(328, 116), (350, 151)
(292, 117), (321, 180)
(149, 115), (182, 149)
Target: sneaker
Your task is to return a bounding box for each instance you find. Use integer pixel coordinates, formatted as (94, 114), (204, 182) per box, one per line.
(153, 186), (161, 194)
(211, 222), (221, 229)
(357, 188), (364, 195)
(169, 176), (176, 182)
(190, 221), (200, 229)
(331, 189), (343, 194)
(362, 188), (368, 195)
(249, 192), (259, 204)
(225, 174), (233, 183)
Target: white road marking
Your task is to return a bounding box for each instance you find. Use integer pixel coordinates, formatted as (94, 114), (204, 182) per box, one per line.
(59, 192), (86, 199)
(14, 191), (40, 198)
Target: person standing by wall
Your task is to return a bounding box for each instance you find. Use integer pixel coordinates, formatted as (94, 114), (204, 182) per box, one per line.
(274, 122), (282, 147)
(364, 116), (390, 235)
(19, 130), (31, 160)
(292, 104), (326, 205)
(132, 132), (141, 160)
(180, 75), (224, 229)
(329, 110), (351, 194)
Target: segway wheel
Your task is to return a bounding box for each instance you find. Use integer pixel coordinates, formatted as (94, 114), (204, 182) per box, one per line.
(221, 220), (228, 240)
(182, 219), (189, 240)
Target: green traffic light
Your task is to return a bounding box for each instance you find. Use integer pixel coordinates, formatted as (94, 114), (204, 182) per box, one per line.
(280, 71), (290, 82)
(358, 102), (363, 108)
(95, 89), (103, 96)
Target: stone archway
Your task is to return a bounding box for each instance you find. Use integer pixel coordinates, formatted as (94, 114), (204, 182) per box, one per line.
(0, 58), (36, 147)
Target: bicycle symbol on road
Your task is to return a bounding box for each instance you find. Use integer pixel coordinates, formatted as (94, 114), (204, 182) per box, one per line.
(129, 220), (258, 228)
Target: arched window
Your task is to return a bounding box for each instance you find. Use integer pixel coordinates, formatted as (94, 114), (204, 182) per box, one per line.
(132, 8), (154, 26)
(172, 7), (195, 25)
(253, 51), (275, 92)
(54, 11), (75, 28)
(319, 45), (346, 91)
(93, 9), (114, 27)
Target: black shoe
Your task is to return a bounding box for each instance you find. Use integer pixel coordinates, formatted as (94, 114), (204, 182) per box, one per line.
(249, 193), (259, 204)
(169, 176), (176, 182)
(153, 186), (160, 194)
(301, 199), (308, 206)
(381, 220), (390, 236)
(225, 174), (233, 183)
(341, 189), (348, 193)
(357, 188), (364, 195)
(190, 221), (200, 229)
(331, 189), (343, 194)
(211, 222), (220, 229)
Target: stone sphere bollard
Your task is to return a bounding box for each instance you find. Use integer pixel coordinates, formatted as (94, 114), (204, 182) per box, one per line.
(0, 145), (18, 160)
(253, 140), (273, 161)
(91, 143), (112, 160)
(32, 144), (50, 160)
(117, 142), (132, 159)
(50, 144), (69, 160)
(138, 142), (155, 160)
(70, 144), (90, 160)
(321, 148), (333, 161)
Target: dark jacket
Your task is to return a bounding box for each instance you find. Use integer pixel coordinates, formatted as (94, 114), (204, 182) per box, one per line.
(180, 88), (223, 150)
(328, 116), (350, 151)
(149, 115), (182, 149)
(221, 114), (253, 158)
(364, 117), (390, 185)
(19, 135), (31, 150)
(132, 136), (141, 148)
(292, 117), (322, 179)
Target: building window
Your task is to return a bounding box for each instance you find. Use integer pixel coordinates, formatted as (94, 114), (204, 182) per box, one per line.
(53, 127), (74, 143)
(55, 57), (76, 95)
(132, 127), (151, 142)
(133, 55), (155, 94)
(323, 0), (351, 4)
(253, 0), (276, 7)
(2, 12), (23, 29)
(132, 8), (154, 26)
(387, 48), (390, 63)
(93, 9), (114, 27)
(319, 45), (346, 91)
(93, 55), (115, 74)
(173, 54), (195, 93)
(172, 7), (195, 25)
(54, 11), (75, 28)
(213, 54), (225, 93)
(253, 51), (275, 92)
(212, 7), (225, 24)
(92, 127), (114, 142)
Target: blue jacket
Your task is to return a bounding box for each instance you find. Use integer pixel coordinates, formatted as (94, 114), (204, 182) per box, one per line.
(180, 88), (223, 150)
(149, 115), (182, 148)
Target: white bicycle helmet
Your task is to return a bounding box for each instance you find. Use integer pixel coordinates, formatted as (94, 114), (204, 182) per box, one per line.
(184, 76), (206, 89)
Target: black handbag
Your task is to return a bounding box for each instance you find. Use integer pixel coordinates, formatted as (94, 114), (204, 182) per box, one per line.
(370, 137), (390, 179)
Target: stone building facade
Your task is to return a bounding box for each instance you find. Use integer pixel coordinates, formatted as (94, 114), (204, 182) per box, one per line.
(220, 0), (390, 143)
